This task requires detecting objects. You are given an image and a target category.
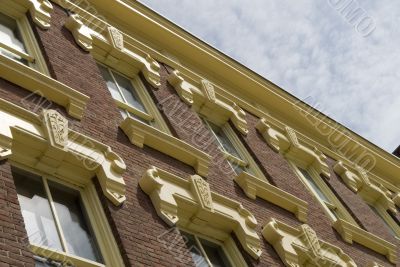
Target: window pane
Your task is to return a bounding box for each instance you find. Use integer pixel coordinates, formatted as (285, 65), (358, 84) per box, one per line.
(0, 13), (28, 64)
(47, 181), (103, 263)
(299, 168), (329, 202)
(207, 121), (242, 160)
(112, 71), (147, 113)
(0, 13), (26, 52)
(13, 170), (63, 251)
(97, 64), (124, 102)
(181, 232), (208, 267)
(370, 205), (398, 237)
(200, 238), (232, 267)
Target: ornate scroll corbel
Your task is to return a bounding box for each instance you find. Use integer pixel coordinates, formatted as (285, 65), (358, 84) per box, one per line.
(65, 13), (93, 51)
(29, 0), (53, 29)
(141, 54), (161, 88)
(167, 70), (194, 105)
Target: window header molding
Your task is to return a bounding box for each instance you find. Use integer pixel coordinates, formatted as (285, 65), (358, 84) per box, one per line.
(63, 12), (161, 88)
(333, 218), (396, 263)
(168, 70), (248, 135)
(263, 219), (356, 267)
(333, 161), (397, 213)
(234, 171), (309, 222)
(256, 117), (330, 178)
(0, 98), (126, 205)
(0, 54), (89, 119)
(120, 117), (211, 177)
(139, 166), (262, 259)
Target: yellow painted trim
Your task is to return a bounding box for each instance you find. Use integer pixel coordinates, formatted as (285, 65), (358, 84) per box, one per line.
(257, 118), (330, 178)
(61, 11), (162, 88)
(31, 244), (104, 267)
(139, 166), (262, 259)
(263, 219), (356, 267)
(0, 98), (126, 205)
(0, 55), (89, 119)
(333, 219), (397, 263)
(168, 71), (249, 135)
(51, 0), (400, 191)
(234, 171), (308, 222)
(120, 117), (211, 177)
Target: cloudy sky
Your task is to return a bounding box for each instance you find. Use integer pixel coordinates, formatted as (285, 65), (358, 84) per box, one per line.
(141, 0), (400, 153)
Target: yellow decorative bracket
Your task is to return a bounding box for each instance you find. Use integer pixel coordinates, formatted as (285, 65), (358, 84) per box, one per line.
(65, 13), (93, 51)
(28, 0), (53, 29)
(166, 72), (248, 134)
(333, 219), (396, 263)
(334, 161), (397, 213)
(256, 118), (330, 177)
(120, 117), (211, 177)
(0, 99), (126, 206)
(234, 172), (308, 222)
(263, 219), (356, 267)
(139, 166), (262, 259)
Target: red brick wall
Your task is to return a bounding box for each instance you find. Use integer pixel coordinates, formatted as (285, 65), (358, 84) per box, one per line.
(0, 2), (396, 267)
(0, 161), (34, 267)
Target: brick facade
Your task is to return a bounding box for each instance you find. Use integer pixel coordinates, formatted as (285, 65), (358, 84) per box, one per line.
(0, 2), (397, 267)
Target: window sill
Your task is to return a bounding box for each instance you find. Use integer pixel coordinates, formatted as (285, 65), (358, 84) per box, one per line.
(333, 218), (397, 264)
(120, 117), (211, 177)
(234, 171), (308, 222)
(30, 244), (105, 267)
(0, 55), (89, 119)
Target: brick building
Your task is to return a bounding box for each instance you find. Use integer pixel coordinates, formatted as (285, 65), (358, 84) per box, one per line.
(0, 0), (399, 266)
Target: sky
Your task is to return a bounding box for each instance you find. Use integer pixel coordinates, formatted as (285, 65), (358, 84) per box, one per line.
(141, 0), (400, 153)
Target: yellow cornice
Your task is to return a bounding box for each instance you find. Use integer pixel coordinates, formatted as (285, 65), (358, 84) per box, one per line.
(51, 0), (400, 189)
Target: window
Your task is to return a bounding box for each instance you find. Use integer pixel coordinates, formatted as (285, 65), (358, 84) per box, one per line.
(181, 231), (234, 267)
(12, 167), (120, 266)
(0, 9), (47, 73)
(204, 119), (264, 177)
(369, 204), (400, 238)
(292, 164), (358, 225)
(97, 63), (170, 132)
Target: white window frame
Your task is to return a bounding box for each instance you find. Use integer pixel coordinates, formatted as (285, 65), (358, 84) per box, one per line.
(204, 119), (265, 179)
(12, 163), (125, 267)
(180, 228), (247, 267)
(0, 4), (49, 74)
(98, 62), (170, 133)
(289, 161), (359, 225)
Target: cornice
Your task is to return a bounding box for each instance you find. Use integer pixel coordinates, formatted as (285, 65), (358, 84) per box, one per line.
(263, 219), (356, 267)
(120, 117), (211, 177)
(51, 0), (400, 189)
(333, 219), (396, 263)
(0, 98), (126, 205)
(0, 54), (89, 120)
(139, 166), (262, 259)
(234, 172), (309, 222)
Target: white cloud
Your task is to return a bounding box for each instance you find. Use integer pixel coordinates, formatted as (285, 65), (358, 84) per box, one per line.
(141, 0), (400, 152)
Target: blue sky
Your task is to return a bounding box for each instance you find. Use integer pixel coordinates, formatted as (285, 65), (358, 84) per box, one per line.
(141, 0), (400, 153)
